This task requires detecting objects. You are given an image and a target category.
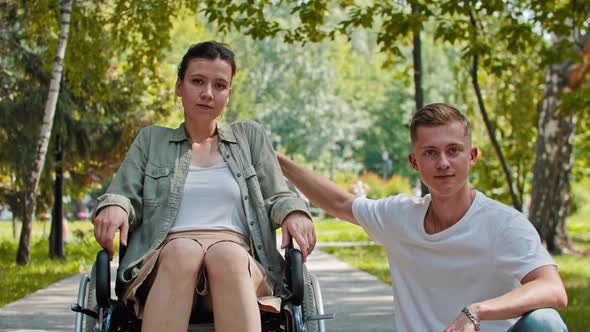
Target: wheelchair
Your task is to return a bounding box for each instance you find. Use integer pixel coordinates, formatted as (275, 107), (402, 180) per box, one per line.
(72, 242), (333, 332)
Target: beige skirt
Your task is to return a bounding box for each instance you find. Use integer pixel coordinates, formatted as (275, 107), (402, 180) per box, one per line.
(122, 229), (281, 319)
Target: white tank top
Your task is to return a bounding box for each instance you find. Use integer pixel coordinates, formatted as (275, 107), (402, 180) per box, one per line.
(170, 162), (248, 235)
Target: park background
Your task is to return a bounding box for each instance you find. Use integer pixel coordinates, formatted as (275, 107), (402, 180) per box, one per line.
(1, 1), (589, 330)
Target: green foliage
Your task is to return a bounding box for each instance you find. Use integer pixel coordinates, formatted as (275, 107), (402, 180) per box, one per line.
(109, 1), (178, 86)
(384, 174), (414, 196)
(0, 0), (178, 219)
(569, 178), (590, 216)
(332, 171), (357, 190)
(567, 82), (590, 183)
(355, 172), (412, 199)
(230, 34), (376, 170)
(0, 4), (51, 215)
(201, 1), (281, 40)
(357, 78), (414, 178)
(435, 14), (544, 206)
(330, 170), (413, 199)
(355, 172), (384, 198)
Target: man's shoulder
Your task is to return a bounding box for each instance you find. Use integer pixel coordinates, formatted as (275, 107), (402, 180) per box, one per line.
(356, 193), (426, 211)
(476, 191), (520, 214)
(473, 191), (529, 226)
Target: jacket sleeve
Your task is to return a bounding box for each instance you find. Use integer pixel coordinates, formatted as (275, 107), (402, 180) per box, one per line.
(245, 121), (311, 228)
(91, 127), (149, 231)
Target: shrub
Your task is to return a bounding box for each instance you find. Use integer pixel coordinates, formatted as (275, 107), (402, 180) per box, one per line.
(334, 171), (415, 199)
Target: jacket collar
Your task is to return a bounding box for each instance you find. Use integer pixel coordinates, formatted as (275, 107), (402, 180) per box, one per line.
(217, 123), (238, 143)
(170, 122), (237, 143)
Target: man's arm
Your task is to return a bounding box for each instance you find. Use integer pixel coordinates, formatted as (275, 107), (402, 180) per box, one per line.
(445, 265), (567, 331)
(276, 152), (358, 225)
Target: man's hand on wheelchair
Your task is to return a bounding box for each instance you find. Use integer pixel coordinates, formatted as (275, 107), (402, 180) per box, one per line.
(93, 205), (129, 257)
(281, 211), (316, 261)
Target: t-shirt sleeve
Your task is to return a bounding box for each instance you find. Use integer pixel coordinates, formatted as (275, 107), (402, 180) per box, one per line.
(495, 213), (556, 281)
(352, 197), (391, 244)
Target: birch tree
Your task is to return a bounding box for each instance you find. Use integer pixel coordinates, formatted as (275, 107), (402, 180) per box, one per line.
(530, 26), (590, 253)
(17, 0), (73, 265)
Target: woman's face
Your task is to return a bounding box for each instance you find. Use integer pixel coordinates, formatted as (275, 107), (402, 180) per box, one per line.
(176, 58), (233, 123)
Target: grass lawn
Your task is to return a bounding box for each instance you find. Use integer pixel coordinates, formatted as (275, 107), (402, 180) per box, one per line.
(319, 208), (590, 331)
(315, 218), (371, 242)
(0, 220), (102, 307)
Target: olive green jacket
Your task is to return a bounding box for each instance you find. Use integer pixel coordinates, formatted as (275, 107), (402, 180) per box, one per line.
(91, 120), (310, 298)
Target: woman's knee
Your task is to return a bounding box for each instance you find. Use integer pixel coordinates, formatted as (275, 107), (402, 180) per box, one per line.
(158, 238), (204, 278)
(204, 242), (250, 281)
(510, 308), (567, 332)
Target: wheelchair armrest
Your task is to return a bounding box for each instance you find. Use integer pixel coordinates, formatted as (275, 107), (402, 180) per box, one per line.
(95, 249), (112, 308)
(285, 247), (304, 306)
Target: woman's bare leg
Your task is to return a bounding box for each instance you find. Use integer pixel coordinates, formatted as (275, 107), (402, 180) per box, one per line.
(142, 238), (204, 332)
(205, 242), (260, 332)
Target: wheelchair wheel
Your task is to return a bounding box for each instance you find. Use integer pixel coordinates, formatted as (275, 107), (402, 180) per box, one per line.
(77, 269), (99, 332)
(302, 266), (320, 332)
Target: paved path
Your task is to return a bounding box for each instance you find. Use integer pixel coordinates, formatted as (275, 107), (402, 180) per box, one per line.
(0, 248), (395, 332)
(306, 250), (396, 331)
(0, 273), (86, 332)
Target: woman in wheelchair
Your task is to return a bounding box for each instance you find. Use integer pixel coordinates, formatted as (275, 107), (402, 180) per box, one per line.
(91, 41), (316, 332)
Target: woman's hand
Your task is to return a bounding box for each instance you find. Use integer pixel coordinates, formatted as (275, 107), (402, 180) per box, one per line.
(281, 211), (316, 260)
(93, 205), (129, 256)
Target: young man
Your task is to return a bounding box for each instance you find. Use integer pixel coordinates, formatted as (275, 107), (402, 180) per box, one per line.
(277, 103), (568, 331)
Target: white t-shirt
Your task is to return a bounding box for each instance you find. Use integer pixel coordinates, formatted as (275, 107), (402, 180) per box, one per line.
(352, 191), (555, 332)
(170, 163), (248, 235)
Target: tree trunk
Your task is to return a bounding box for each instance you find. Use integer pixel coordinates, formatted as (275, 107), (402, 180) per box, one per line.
(469, 12), (522, 211)
(12, 214), (18, 239)
(11, 174), (18, 238)
(17, 0), (73, 265)
(50, 133), (65, 258)
(411, 2), (429, 197)
(412, 24), (424, 109)
(529, 68), (576, 253)
(529, 27), (590, 254)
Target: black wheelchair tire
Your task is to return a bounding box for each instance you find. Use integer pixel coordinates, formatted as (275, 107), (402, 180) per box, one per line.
(84, 266), (98, 332)
(302, 266), (320, 332)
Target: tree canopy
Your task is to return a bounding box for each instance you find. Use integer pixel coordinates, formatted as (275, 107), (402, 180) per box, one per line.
(1, 0), (588, 261)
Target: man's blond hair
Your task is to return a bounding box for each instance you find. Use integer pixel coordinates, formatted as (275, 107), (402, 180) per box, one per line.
(410, 103), (472, 143)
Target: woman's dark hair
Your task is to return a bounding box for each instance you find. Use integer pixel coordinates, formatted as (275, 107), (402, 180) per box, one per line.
(177, 41), (236, 80)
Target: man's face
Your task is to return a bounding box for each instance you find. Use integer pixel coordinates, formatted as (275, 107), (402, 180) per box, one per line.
(408, 121), (478, 197)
